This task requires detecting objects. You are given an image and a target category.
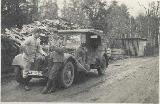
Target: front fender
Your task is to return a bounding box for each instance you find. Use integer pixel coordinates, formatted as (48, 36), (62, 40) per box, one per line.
(63, 53), (76, 64)
(12, 54), (24, 68)
(63, 53), (88, 72)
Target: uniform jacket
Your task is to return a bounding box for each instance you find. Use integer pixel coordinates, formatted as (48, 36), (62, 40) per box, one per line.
(21, 36), (45, 62)
(49, 45), (64, 62)
(47, 37), (64, 62)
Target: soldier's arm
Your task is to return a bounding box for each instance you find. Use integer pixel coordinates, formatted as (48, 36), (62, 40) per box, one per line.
(39, 46), (47, 56)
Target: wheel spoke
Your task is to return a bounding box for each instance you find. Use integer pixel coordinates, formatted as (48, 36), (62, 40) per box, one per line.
(63, 62), (74, 85)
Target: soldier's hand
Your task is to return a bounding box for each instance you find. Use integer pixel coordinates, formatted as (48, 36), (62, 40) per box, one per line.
(37, 55), (45, 60)
(43, 53), (47, 57)
(42, 52), (47, 57)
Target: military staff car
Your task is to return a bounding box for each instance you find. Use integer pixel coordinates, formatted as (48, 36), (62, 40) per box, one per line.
(12, 29), (109, 88)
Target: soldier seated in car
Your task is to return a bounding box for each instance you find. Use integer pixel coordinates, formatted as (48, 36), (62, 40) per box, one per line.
(76, 43), (90, 70)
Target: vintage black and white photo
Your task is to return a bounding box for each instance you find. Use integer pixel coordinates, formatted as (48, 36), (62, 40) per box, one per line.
(1, 0), (159, 103)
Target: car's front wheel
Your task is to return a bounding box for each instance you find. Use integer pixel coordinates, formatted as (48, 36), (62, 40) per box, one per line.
(58, 61), (75, 88)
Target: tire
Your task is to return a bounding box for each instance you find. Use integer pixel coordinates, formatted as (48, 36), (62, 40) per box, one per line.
(58, 61), (75, 88)
(97, 56), (107, 75)
(14, 66), (31, 84)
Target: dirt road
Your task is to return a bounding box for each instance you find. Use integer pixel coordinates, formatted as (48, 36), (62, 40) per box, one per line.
(1, 56), (159, 103)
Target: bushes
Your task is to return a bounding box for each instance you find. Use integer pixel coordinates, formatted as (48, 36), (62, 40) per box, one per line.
(1, 35), (20, 73)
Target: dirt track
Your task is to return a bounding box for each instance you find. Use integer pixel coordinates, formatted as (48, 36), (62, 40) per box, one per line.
(1, 56), (159, 103)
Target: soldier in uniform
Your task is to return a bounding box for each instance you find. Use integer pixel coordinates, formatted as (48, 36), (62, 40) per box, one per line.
(20, 28), (47, 91)
(41, 30), (64, 94)
(76, 43), (86, 65)
(76, 43), (90, 70)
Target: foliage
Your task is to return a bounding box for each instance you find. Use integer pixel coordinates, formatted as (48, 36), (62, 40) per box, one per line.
(1, 0), (38, 29)
(38, 0), (58, 20)
(82, 0), (108, 30)
(61, 0), (131, 48)
(135, 1), (159, 47)
(61, 0), (88, 28)
(106, 1), (130, 38)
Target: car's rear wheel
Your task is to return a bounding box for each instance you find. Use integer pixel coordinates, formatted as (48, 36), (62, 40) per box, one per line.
(97, 56), (107, 75)
(58, 61), (75, 88)
(14, 66), (31, 84)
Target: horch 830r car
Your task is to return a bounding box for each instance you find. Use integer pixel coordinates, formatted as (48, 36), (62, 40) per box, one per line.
(12, 29), (109, 88)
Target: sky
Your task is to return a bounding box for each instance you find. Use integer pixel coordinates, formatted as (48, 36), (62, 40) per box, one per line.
(56, 0), (158, 17)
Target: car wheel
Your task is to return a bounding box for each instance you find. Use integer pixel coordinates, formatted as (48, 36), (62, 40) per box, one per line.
(14, 66), (31, 84)
(59, 61), (75, 88)
(97, 56), (107, 75)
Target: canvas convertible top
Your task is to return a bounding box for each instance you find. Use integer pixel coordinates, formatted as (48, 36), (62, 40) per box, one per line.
(58, 29), (104, 36)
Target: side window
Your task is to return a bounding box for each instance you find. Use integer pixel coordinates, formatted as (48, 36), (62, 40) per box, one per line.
(65, 35), (81, 49)
(87, 34), (101, 49)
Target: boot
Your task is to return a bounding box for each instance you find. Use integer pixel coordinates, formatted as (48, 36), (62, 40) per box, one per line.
(24, 79), (31, 91)
(41, 79), (52, 94)
(48, 79), (56, 93)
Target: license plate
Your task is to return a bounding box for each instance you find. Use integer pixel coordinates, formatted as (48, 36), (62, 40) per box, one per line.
(28, 71), (43, 76)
